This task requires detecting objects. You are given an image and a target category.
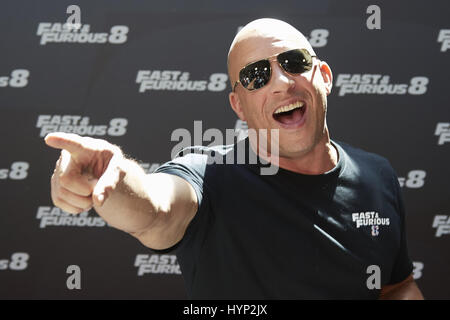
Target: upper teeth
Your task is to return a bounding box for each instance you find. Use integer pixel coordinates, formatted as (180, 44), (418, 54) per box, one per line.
(274, 101), (304, 114)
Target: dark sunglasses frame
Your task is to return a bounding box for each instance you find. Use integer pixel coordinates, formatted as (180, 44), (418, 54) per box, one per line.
(233, 48), (317, 92)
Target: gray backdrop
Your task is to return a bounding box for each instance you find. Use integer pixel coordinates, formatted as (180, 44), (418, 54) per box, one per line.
(0, 0), (449, 299)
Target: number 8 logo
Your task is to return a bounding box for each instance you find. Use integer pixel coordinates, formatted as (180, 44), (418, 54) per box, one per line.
(109, 26), (129, 44)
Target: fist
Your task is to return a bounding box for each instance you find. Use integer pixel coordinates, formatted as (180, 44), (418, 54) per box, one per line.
(45, 132), (124, 214)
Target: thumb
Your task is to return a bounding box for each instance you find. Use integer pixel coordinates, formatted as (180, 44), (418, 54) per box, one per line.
(92, 155), (125, 207)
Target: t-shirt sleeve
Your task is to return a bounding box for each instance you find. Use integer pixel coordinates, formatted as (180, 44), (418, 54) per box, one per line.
(388, 168), (414, 284)
(154, 149), (209, 209)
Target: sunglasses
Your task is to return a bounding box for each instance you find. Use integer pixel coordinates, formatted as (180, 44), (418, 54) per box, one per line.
(233, 48), (316, 92)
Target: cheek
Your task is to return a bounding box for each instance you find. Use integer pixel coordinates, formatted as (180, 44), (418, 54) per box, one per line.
(241, 94), (269, 123)
(311, 75), (328, 98)
(306, 78), (326, 108)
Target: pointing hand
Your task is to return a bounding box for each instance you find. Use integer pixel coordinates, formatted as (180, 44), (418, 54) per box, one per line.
(45, 132), (125, 213)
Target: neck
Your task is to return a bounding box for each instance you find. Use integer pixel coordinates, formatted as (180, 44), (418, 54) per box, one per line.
(249, 129), (339, 175)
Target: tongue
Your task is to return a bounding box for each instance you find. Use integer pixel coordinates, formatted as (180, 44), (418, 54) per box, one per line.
(274, 108), (303, 125)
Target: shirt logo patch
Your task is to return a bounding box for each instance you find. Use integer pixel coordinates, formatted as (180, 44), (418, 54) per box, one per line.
(371, 225), (380, 236)
(352, 211), (390, 236)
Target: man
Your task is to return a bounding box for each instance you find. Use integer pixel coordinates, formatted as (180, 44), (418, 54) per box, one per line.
(45, 18), (423, 299)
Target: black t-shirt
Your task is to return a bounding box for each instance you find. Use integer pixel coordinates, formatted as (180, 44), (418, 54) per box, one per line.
(154, 137), (413, 299)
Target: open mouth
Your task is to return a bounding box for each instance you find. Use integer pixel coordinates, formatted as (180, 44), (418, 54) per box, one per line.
(273, 100), (307, 126)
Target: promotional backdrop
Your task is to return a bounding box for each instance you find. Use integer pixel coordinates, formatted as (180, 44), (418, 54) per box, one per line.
(0, 0), (449, 299)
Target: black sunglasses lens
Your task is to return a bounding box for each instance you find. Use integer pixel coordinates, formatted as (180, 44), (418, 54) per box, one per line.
(278, 49), (313, 74)
(239, 60), (271, 90)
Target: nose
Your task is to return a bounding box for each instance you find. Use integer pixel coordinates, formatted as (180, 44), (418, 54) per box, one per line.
(269, 61), (295, 94)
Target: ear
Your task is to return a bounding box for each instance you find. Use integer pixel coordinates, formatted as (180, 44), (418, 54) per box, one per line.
(319, 61), (333, 95)
(229, 91), (246, 121)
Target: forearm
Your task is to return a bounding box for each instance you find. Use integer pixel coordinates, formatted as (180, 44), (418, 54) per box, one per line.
(93, 158), (160, 234)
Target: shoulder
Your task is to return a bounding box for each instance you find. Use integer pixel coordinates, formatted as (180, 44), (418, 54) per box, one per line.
(336, 140), (394, 169)
(170, 143), (235, 168)
(336, 140), (390, 166)
(177, 143), (235, 159)
(155, 142), (237, 179)
(334, 140), (398, 184)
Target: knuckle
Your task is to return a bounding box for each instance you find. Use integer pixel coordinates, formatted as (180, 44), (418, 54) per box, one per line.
(51, 182), (60, 199)
(51, 190), (59, 204)
(111, 145), (122, 155)
(86, 137), (107, 150)
(50, 195), (58, 207)
(61, 149), (71, 159)
(50, 173), (57, 186)
(103, 184), (115, 194)
(100, 147), (114, 159)
(54, 194), (63, 204)
(58, 173), (71, 188)
(80, 197), (91, 208)
(59, 170), (79, 189)
(58, 186), (69, 197)
(52, 195), (63, 208)
(65, 207), (81, 215)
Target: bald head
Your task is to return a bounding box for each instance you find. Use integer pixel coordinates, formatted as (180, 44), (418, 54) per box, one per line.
(227, 18), (315, 86)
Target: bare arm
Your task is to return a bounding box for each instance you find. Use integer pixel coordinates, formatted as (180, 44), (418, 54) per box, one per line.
(98, 163), (198, 249)
(378, 274), (424, 300)
(46, 132), (198, 250)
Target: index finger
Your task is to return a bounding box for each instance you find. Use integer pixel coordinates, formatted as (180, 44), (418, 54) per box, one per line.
(44, 132), (86, 155)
